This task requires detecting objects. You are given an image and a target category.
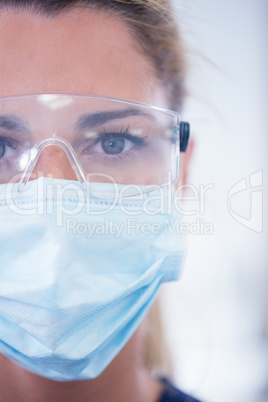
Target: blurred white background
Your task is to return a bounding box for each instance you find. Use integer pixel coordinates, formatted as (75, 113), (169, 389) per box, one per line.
(162, 0), (268, 401)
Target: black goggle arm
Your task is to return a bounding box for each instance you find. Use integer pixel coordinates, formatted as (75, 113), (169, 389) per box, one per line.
(179, 122), (190, 152)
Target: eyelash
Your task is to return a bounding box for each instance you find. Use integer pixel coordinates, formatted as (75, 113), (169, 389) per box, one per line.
(0, 136), (19, 161)
(0, 136), (16, 148)
(94, 126), (150, 149)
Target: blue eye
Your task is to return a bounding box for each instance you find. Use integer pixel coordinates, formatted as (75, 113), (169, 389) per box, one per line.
(93, 134), (133, 155)
(0, 137), (16, 160)
(83, 127), (150, 157)
(101, 136), (125, 154)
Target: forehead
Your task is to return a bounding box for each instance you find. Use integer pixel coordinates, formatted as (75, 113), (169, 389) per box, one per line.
(0, 8), (165, 106)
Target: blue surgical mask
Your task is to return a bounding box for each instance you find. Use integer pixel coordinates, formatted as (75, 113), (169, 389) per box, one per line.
(0, 178), (185, 381)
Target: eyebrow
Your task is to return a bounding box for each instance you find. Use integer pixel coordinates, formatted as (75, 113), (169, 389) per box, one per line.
(74, 107), (153, 131)
(0, 115), (30, 133)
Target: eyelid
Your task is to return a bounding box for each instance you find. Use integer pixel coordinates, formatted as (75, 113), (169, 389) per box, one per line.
(0, 130), (33, 144)
(0, 133), (33, 150)
(82, 125), (129, 142)
(94, 132), (150, 147)
(0, 135), (18, 147)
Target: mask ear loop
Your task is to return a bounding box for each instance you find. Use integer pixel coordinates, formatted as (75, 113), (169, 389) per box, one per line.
(17, 136), (87, 193)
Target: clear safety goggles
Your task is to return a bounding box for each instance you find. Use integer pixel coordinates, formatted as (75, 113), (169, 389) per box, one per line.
(0, 94), (190, 198)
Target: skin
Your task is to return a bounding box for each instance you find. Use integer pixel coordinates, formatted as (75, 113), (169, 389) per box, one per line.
(0, 7), (170, 402)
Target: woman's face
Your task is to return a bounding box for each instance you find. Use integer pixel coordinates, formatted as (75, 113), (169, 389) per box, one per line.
(0, 8), (167, 104)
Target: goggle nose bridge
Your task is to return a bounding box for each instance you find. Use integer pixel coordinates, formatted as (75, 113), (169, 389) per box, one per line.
(19, 137), (87, 189)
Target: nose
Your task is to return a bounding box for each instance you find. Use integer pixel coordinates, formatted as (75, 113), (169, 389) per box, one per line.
(31, 145), (78, 181)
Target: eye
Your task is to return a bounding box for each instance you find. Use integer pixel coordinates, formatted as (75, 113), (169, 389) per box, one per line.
(92, 134), (134, 155)
(0, 138), (17, 160)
